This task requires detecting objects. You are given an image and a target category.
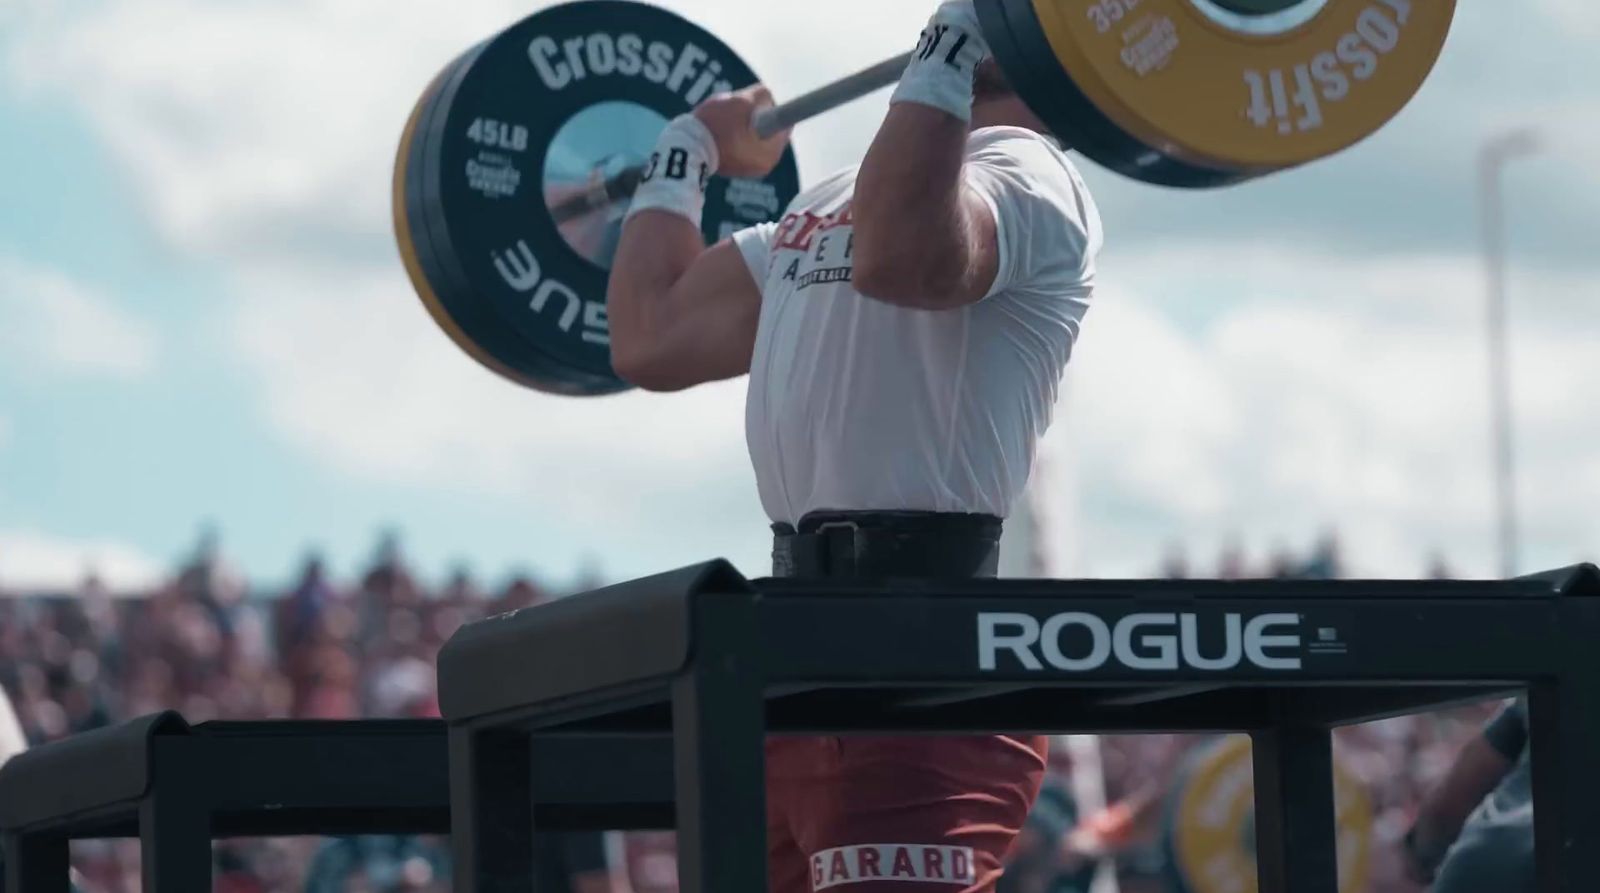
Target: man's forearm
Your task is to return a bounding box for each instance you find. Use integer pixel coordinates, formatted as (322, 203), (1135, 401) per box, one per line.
(852, 1), (992, 306)
(853, 104), (973, 299)
(1408, 736), (1514, 870)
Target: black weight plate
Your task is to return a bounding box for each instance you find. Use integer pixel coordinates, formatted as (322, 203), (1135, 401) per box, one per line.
(396, 52), (533, 385)
(412, 41), (605, 394)
(411, 46), (592, 392)
(426, 0), (801, 392)
(986, 0), (1251, 188)
(401, 46), (564, 390)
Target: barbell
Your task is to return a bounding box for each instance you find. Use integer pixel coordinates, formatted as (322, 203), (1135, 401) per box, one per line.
(394, 0), (1456, 395)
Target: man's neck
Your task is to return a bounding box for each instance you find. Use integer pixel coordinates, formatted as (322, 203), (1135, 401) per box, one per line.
(970, 98), (1049, 135)
(969, 104), (1008, 132)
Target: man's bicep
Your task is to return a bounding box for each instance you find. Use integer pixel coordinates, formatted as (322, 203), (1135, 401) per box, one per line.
(652, 236), (764, 386)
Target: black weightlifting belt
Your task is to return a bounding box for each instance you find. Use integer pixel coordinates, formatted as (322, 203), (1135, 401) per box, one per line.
(771, 512), (1003, 580)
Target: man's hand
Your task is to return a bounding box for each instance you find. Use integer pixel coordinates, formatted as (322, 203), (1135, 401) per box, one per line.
(693, 85), (791, 178)
(606, 92), (778, 392)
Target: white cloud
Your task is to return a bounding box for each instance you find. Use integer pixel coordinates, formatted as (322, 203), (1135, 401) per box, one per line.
(0, 255), (159, 379)
(2, 0), (911, 262)
(6, 0), (1596, 581)
(9, 0), (513, 258)
(221, 246), (1600, 581)
(227, 264), (772, 569)
(1038, 250), (1600, 580)
(0, 529), (167, 593)
(0, 0), (49, 35)
(8, 0), (1597, 267)
(1537, 0), (1600, 37)
(0, 0), (922, 573)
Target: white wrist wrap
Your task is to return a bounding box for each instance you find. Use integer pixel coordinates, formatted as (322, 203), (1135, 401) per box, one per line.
(890, 1), (990, 123)
(625, 114), (720, 226)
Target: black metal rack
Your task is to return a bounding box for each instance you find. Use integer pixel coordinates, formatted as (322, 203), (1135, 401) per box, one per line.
(438, 560), (1600, 893)
(0, 713), (673, 891)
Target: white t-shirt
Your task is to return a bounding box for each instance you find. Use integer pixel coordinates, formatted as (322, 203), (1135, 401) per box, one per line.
(732, 126), (1102, 526)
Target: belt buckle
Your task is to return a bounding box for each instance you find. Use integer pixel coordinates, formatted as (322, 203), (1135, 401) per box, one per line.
(814, 520), (862, 577)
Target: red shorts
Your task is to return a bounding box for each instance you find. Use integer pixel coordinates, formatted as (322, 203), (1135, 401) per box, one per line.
(765, 735), (1049, 893)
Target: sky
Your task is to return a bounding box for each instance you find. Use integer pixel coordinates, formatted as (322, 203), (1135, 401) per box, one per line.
(0, 0), (1596, 593)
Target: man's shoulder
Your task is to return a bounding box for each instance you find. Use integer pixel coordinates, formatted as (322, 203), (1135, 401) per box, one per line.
(968, 125), (1062, 150)
(965, 126), (1102, 260)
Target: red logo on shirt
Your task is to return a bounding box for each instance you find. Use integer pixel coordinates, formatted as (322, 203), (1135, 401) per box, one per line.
(774, 202), (854, 252)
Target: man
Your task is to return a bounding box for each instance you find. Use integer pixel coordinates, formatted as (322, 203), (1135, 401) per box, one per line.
(1402, 697), (1534, 892)
(607, 1), (1103, 891)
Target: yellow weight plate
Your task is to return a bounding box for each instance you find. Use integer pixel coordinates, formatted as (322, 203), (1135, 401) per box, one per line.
(1030, 0), (1456, 170)
(1168, 735), (1373, 893)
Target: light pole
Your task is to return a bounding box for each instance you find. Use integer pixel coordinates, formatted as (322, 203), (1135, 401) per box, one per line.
(1478, 129), (1541, 579)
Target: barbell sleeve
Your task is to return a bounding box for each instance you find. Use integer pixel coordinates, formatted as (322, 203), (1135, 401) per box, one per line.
(751, 51), (913, 139)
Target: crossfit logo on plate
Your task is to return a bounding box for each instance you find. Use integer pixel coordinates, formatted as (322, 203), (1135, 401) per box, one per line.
(528, 33), (734, 105)
(1243, 0), (1417, 135)
(976, 612), (1304, 673)
(811, 844), (976, 891)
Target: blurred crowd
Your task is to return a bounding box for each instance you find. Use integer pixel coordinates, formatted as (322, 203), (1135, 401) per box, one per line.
(0, 529), (557, 892)
(1155, 530), (1456, 583)
(1028, 708), (1502, 893)
(0, 528), (1498, 893)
